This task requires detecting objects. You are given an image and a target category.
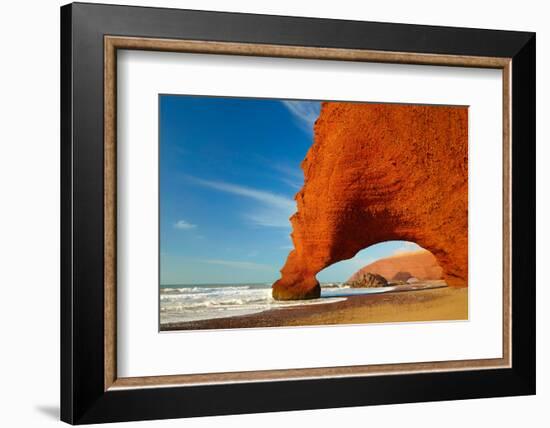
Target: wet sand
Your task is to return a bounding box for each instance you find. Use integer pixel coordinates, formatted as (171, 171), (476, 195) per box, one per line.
(160, 285), (468, 331)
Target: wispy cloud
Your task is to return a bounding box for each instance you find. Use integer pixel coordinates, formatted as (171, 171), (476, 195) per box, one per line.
(279, 245), (294, 250)
(245, 210), (293, 228)
(279, 178), (302, 190)
(199, 259), (273, 271)
(270, 163), (304, 190)
(281, 100), (321, 133)
(271, 163), (303, 180)
(174, 219), (197, 230)
(186, 176), (296, 228)
(188, 177), (294, 210)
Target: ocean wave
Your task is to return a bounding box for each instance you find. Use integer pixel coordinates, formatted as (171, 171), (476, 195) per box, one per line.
(162, 295), (345, 312)
(160, 283), (351, 323)
(162, 296), (269, 310)
(161, 285), (257, 295)
(161, 289), (270, 301)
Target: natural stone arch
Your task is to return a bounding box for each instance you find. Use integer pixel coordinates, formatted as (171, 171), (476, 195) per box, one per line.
(272, 102), (468, 300)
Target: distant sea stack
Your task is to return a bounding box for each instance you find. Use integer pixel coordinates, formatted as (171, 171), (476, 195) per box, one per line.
(347, 250), (443, 284)
(347, 272), (389, 288)
(272, 102), (468, 301)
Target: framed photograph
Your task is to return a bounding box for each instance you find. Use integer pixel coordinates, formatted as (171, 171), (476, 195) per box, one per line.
(60, 2), (535, 424)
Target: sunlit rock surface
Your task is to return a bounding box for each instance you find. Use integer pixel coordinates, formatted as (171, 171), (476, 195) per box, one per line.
(272, 102), (468, 300)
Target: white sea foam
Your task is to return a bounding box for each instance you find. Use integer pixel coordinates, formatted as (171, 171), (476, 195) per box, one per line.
(159, 283), (353, 324)
(157, 282), (434, 325)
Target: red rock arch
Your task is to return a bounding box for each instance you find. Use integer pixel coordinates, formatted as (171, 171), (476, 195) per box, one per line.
(272, 102), (468, 300)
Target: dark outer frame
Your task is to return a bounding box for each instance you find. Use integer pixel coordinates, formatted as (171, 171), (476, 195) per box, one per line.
(61, 2), (535, 424)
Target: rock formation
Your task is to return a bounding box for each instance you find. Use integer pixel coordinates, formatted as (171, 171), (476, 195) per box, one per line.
(347, 272), (389, 288)
(347, 250), (444, 285)
(272, 102), (468, 300)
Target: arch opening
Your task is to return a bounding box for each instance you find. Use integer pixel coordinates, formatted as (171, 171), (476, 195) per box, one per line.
(316, 240), (444, 290)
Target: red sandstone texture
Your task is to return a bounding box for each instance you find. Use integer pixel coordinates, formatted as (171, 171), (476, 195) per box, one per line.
(272, 102), (468, 300)
(347, 250), (443, 283)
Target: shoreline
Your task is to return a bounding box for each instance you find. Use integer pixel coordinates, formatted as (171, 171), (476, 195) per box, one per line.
(161, 285), (468, 332)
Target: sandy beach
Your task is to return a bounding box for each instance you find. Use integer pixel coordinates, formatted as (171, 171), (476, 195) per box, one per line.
(161, 285), (468, 331)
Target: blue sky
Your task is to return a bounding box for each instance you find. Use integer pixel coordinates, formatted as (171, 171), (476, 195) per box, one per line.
(159, 95), (419, 285)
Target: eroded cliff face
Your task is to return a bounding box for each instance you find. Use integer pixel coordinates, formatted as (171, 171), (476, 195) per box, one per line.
(347, 250), (443, 284)
(272, 102), (468, 300)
